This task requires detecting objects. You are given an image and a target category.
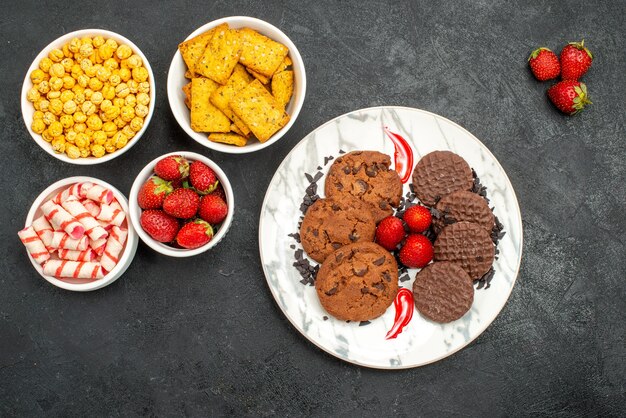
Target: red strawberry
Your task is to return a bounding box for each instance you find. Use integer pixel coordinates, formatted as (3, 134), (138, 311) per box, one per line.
(154, 155), (189, 181)
(163, 188), (200, 219)
(528, 47), (560, 81)
(176, 219), (214, 249)
(398, 234), (433, 268)
(547, 80), (591, 115)
(140, 210), (179, 242)
(198, 194), (228, 225)
(189, 161), (218, 194)
(560, 40), (593, 81)
(403, 205), (432, 233)
(211, 183), (227, 201)
(375, 216), (406, 251)
(137, 176), (172, 209)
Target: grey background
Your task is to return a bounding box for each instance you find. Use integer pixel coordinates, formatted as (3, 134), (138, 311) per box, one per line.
(1, 0), (625, 416)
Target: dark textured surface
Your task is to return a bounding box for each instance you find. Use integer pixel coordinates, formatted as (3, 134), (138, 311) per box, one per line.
(1, 0), (625, 416)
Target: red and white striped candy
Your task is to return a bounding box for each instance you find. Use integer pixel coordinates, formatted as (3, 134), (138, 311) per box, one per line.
(100, 226), (127, 272)
(86, 184), (113, 205)
(32, 215), (54, 251)
(18, 226), (50, 264)
(41, 200), (85, 239)
(50, 231), (88, 251)
(61, 198), (108, 241)
(42, 260), (103, 279)
(81, 199), (101, 217)
(89, 237), (107, 256)
(58, 248), (96, 262)
(52, 182), (92, 204)
(96, 201), (125, 226)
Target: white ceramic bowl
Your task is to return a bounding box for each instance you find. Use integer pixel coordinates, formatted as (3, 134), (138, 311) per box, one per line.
(129, 151), (235, 257)
(21, 29), (156, 165)
(167, 16), (306, 154)
(23, 176), (138, 291)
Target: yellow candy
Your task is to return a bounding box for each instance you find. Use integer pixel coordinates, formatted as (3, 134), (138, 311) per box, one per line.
(98, 44), (114, 60)
(127, 80), (138, 94)
(48, 121), (63, 136)
(79, 147), (90, 158)
(102, 85), (115, 100)
(84, 88), (93, 99)
(65, 144), (80, 159)
(77, 74), (90, 88)
(73, 111), (87, 123)
(112, 97), (124, 108)
(138, 81), (150, 94)
(120, 105), (135, 122)
(111, 131), (128, 149)
(126, 54), (142, 69)
(51, 136), (66, 153)
(62, 75), (76, 89)
(92, 36), (105, 48)
(136, 92), (150, 106)
(39, 57), (53, 73)
(91, 91), (104, 105)
(103, 105), (120, 121)
(62, 44), (72, 58)
(47, 91), (61, 100)
(75, 133), (89, 148)
(31, 69), (46, 84)
(104, 142), (117, 154)
(80, 58), (92, 72)
(100, 99), (113, 111)
(84, 128), (94, 137)
(37, 81), (50, 94)
(132, 67), (148, 82)
(71, 64), (83, 78)
(33, 110), (44, 119)
(79, 43), (94, 58)
(74, 92), (86, 104)
(85, 65), (97, 78)
(81, 100), (97, 115)
(61, 58), (74, 72)
(108, 74), (121, 87)
(87, 114), (103, 130)
(103, 121), (117, 137)
(27, 88), (40, 103)
(129, 116), (143, 132)
(41, 129), (55, 143)
(105, 38), (118, 50)
(88, 77), (103, 91)
(122, 125), (136, 139)
(124, 94), (137, 107)
(115, 44), (132, 60)
(119, 68), (131, 82)
(113, 117), (126, 129)
(49, 49), (64, 62)
(134, 104), (149, 118)
(49, 63), (65, 78)
(49, 77), (64, 91)
(93, 130), (107, 145)
(60, 90), (74, 103)
(60, 114), (74, 129)
(103, 58), (119, 71)
(115, 83), (130, 98)
(49, 99), (63, 115)
(91, 144), (106, 158)
(63, 100), (77, 114)
(96, 66), (111, 82)
(39, 100), (50, 112)
(66, 130), (77, 143)
(74, 123), (86, 133)
(69, 38), (82, 53)
(31, 118), (46, 134)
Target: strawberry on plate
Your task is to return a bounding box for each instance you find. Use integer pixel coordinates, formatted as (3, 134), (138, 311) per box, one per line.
(154, 155), (190, 181)
(547, 80), (591, 115)
(375, 216), (406, 251)
(176, 219), (214, 249)
(560, 40), (593, 81)
(528, 47), (560, 81)
(403, 205), (432, 233)
(140, 210), (179, 243)
(163, 188), (200, 219)
(398, 234), (433, 268)
(189, 161), (219, 194)
(137, 176), (172, 209)
(198, 194), (228, 225)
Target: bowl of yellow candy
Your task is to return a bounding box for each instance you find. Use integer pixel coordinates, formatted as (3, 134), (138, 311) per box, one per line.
(21, 29), (155, 164)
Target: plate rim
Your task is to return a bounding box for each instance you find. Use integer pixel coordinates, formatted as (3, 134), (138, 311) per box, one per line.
(258, 105), (524, 369)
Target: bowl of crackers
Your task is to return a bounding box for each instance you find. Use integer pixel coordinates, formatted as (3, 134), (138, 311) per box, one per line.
(167, 16), (306, 154)
(21, 29), (155, 164)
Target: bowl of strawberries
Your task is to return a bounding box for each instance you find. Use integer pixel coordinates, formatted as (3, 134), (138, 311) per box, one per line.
(129, 151), (234, 257)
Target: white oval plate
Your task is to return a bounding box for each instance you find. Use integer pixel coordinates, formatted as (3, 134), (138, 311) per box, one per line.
(259, 106), (523, 369)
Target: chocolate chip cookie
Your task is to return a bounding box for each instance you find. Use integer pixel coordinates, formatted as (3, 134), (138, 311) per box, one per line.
(300, 195), (376, 263)
(411, 151), (474, 206)
(412, 261), (474, 323)
(434, 221), (495, 280)
(324, 151), (402, 223)
(433, 190), (495, 234)
(315, 242), (398, 321)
